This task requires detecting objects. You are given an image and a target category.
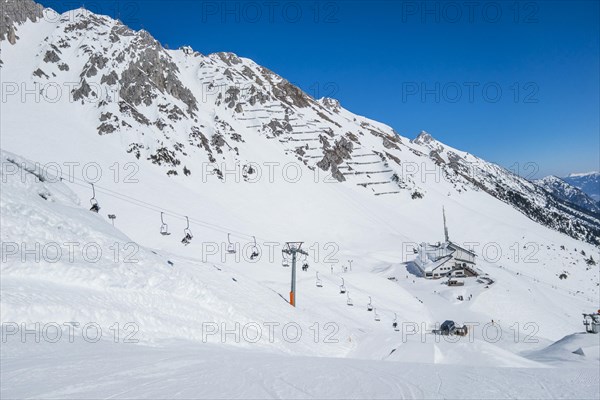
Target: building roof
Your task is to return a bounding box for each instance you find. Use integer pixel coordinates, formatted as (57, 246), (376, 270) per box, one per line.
(447, 241), (478, 257)
(415, 242), (455, 273)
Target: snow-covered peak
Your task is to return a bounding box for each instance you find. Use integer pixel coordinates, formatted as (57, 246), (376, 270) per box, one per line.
(412, 130), (435, 145)
(537, 175), (565, 185)
(567, 171), (599, 178)
(319, 97), (341, 112)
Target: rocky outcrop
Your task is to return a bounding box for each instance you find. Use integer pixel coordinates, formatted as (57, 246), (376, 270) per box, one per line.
(317, 137), (354, 182)
(0, 0), (44, 44)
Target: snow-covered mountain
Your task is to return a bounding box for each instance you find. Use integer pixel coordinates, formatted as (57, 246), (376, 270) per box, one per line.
(1, 0), (598, 245)
(564, 172), (600, 202)
(1, 2), (599, 398)
(535, 175), (600, 216)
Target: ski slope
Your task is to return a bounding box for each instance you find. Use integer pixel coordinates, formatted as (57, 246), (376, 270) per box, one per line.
(3, 337), (599, 400)
(1, 148), (599, 398)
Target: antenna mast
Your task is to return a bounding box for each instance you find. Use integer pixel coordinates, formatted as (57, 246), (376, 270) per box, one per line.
(443, 207), (449, 243)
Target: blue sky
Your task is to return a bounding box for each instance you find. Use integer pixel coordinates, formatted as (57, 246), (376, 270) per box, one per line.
(44, 0), (599, 178)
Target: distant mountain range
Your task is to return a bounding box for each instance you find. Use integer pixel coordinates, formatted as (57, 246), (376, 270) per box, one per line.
(535, 174), (599, 216)
(562, 172), (600, 202)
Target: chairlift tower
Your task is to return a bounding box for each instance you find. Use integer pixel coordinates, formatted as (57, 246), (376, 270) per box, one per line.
(282, 242), (308, 307)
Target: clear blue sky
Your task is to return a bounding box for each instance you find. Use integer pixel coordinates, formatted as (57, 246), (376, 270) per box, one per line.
(43, 0), (599, 178)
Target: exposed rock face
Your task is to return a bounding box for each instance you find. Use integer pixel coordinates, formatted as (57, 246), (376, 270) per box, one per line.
(321, 98), (341, 113)
(0, 0), (44, 44)
(317, 137), (354, 182)
(119, 38), (198, 115)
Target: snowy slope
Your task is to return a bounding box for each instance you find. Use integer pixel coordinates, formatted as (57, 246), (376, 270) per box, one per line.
(3, 338), (599, 399)
(1, 2), (600, 398)
(2, 148), (599, 399)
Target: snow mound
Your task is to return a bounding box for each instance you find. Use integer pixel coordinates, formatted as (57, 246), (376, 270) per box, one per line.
(525, 332), (600, 365)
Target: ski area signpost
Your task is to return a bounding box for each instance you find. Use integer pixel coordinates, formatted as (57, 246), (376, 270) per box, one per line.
(283, 242), (308, 307)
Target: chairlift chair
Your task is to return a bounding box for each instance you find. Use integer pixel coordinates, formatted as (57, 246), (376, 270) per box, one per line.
(227, 233), (236, 254)
(282, 250), (290, 267)
(250, 236), (259, 260)
(316, 271), (323, 288)
(242, 165), (252, 180)
(367, 296), (373, 312)
(160, 212), (171, 236)
(181, 216), (193, 245)
(339, 278), (346, 294)
(393, 313), (399, 331)
(346, 291), (353, 306)
(89, 183), (100, 213)
(374, 308), (380, 322)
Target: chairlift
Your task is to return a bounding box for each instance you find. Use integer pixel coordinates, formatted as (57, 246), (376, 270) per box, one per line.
(242, 164), (251, 180)
(227, 233), (236, 254)
(374, 308), (380, 322)
(346, 291), (353, 306)
(89, 183), (100, 213)
(316, 271), (323, 288)
(181, 216), (193, 245)
(367, 296), (373, 312)
(160, 212), (171, 236)
(339, 277), (346, 294)
(282, 250), (290, 267)
(393, 313), (399, 331)
(250, 236), (259, 260)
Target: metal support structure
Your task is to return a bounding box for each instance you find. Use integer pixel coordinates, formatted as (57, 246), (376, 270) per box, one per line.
(283, 242), (308, 307)
(443, 206), (449, 243)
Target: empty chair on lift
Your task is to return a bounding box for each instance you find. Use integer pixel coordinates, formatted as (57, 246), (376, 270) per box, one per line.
(160, 212), (171, 236)
(346, 291), (353, 306)
(282, 250), (290, 267)
(367, 296), (373, 312)
(374, 308), (380, 322)
(339, 278), (346, 294)
(227, 233), (236, 254)
(250, 236), (259, 260)
(242, 165), (254, 180)
(89, 183), (100, 213)
(315, 271), (323, 288)
(181, 216), (193, 245)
